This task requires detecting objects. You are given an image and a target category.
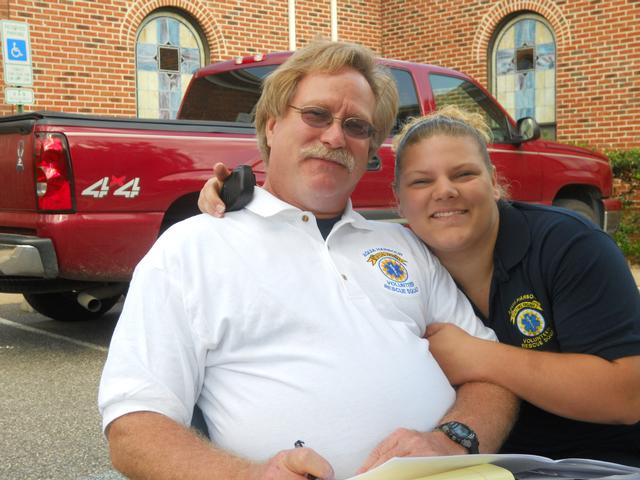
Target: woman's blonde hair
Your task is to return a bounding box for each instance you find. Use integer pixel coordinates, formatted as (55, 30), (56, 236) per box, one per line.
(255, 39), (399, 162)
(392, 105), (495, 191)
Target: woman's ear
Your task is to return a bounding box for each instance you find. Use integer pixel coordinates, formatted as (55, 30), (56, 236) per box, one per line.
(491, 166), (501, 201)
(393, 184), (405, 217)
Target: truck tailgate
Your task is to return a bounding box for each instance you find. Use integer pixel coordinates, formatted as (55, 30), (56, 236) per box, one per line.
(0, 128), (37, 211)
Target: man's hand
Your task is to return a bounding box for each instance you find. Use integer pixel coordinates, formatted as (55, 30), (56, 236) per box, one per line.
(357, 428), (465, 474)
(425, 323), (490, 385)
(107, 411), (335, 480)
(248, 447), (335, 480)
(197, 162), (231, 217)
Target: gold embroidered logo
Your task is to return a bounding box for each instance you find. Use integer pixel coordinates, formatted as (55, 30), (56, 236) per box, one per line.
(362, 247), (417, 295)
(508, 294), (553, 348)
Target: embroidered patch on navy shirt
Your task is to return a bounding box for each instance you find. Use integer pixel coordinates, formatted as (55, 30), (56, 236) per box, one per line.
(362, 247), (419, 295)
(508, 294), (554, 348)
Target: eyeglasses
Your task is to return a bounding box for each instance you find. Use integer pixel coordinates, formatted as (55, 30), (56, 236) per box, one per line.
(288, 105), (376, 139)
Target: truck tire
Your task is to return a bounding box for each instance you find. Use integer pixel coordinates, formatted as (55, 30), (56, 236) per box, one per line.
(23, 291), (121, 322)
(553, 198), (599, 225)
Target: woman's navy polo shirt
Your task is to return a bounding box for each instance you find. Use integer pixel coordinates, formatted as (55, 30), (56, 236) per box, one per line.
(471, 201), (640, 462)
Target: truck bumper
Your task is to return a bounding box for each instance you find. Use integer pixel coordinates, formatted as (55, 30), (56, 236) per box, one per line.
(603, 197), (622, 235)
(0, 234), (59, 278)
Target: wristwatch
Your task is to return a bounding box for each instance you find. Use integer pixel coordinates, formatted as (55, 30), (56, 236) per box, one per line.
(435, 421), (480, 454)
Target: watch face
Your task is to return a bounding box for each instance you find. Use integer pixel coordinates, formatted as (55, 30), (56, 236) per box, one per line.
(450, 422), (472, 437)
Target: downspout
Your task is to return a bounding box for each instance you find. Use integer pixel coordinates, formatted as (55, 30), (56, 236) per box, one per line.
(331, 0), (338, 41)
(288, 0), (296, 50)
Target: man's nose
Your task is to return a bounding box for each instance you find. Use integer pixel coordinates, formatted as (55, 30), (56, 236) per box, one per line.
(319, 118), (347, 149)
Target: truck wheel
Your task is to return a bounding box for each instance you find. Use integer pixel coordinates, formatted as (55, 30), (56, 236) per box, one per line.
(553, 198), (598, 225)
(23, 291), (121, 322)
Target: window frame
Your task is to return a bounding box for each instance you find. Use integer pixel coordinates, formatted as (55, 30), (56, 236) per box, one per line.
(135, 9), (208, 119)
(489, 13), (557, 140)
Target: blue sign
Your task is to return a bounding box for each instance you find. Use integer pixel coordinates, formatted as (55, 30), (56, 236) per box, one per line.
(6, 38), (27, 62)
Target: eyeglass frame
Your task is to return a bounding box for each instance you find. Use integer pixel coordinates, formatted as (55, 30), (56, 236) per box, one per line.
(287, 105), (377, 139)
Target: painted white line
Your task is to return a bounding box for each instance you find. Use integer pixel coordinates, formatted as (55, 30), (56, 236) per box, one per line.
(0, 317), (108, 352)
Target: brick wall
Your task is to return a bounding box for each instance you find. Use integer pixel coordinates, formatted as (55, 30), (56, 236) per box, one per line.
(0, 0), (636, 151)
(380, 0), (640, 150)
(0, 0), (380, 117)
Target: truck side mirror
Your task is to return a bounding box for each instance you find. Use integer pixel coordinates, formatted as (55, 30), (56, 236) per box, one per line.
(517, 117), (541, 142)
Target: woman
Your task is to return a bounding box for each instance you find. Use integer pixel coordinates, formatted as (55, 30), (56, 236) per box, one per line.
(391, 106), (640, 465)
(198, 106), (640, 465)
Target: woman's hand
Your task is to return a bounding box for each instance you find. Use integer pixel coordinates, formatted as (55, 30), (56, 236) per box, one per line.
(425, 323), (489, 385)
(197, 162), (232, 217)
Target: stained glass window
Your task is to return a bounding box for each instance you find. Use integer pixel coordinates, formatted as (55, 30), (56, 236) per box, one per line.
(136, 12), (205, 119)
(492, 14), (556, 139)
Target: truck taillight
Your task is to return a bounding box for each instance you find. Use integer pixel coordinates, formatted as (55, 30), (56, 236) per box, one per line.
(34, 133), (73, 211)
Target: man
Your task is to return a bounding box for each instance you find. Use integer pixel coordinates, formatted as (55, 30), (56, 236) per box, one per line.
(99, 40), (517, 480)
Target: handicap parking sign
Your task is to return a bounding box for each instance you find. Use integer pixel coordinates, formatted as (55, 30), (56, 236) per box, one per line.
(7, 38), (27, 62)
(1, 21), (32, 86)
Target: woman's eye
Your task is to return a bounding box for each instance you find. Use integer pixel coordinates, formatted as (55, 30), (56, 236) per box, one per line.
(410, 178), (431, 186)
(455, 171), (476, 179)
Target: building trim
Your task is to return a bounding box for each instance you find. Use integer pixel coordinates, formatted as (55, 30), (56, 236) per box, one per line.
(119, 0), (228, 61)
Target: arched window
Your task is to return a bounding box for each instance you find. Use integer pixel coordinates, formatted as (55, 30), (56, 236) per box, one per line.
(491, 14), (556, 139)
(136, 11), (206, 119)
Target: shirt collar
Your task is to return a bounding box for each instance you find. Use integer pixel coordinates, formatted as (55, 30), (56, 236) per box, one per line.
(245, 187), (375, 231)
(494, 200), (530, 280)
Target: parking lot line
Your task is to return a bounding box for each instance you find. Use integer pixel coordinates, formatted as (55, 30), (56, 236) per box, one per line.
(0, 316), (108, 352)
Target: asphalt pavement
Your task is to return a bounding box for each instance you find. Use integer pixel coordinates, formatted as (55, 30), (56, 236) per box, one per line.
(0, 294), (124, 480)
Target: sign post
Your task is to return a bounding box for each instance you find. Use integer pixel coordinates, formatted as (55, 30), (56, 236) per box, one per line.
(1, 20), (34, 112)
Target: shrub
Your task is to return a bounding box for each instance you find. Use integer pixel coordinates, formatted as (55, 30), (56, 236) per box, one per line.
(607, 148), (640, 181)
(614, 209), (640, 264)
(606, 148), (640, 264)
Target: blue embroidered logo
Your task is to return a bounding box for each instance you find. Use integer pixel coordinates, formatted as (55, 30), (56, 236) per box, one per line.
(508, 293), (554, 348)
(362, 247), (418, 295)
(379, 257), (408, 282)
(516, 308), (545, 337)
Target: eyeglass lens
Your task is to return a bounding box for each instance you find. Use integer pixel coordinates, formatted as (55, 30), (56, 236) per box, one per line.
(294, 106), (374, 139)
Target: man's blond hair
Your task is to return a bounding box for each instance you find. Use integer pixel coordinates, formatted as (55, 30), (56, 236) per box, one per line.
(255, 40), (399, 162)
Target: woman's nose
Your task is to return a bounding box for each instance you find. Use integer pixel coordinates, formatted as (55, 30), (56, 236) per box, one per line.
(432, 177), (459, 200)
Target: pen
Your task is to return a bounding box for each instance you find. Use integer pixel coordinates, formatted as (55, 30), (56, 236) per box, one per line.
(294, 440), (320, 480)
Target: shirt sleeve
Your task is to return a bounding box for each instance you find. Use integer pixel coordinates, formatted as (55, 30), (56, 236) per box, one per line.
(421, 243), (497, 341)
(545, 227), (640, 360)
(98, 239), (205, 432)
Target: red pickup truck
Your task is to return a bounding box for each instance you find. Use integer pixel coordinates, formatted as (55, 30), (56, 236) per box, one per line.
(0, 52), (621, 321)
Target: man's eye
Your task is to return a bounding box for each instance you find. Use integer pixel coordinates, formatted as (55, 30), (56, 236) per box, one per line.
(307, 108), (330, 120)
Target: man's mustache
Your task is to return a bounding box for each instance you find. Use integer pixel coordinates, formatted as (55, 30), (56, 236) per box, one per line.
(300, 144), (356, 173)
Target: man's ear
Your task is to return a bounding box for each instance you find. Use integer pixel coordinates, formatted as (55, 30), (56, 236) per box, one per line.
(265, 116), (277, 148)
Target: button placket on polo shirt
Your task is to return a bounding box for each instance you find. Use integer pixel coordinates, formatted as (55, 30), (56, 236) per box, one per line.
(325, 225), (368, 299)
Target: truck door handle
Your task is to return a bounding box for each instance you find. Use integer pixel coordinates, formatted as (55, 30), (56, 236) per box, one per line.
(367, 154), (381, 171)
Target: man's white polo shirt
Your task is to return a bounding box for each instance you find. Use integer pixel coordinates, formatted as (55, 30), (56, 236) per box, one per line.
(99, 187), (495, 479)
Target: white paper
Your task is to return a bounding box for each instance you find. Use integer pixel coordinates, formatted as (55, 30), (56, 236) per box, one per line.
(345, 454), (640, 480)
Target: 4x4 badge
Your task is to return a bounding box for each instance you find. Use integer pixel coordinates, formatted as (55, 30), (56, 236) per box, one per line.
(16, 140), (24, 172)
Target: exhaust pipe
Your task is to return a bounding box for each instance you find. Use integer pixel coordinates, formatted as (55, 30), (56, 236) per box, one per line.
(77, 284), (126, 312)
(77, 292), (101, 312)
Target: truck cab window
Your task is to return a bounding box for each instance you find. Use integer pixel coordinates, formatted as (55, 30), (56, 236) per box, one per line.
(179, 66), (277, 122)
(182, 65), (423, 137)
(389, 69), (421, 135)
(429, 73), (514, 143)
